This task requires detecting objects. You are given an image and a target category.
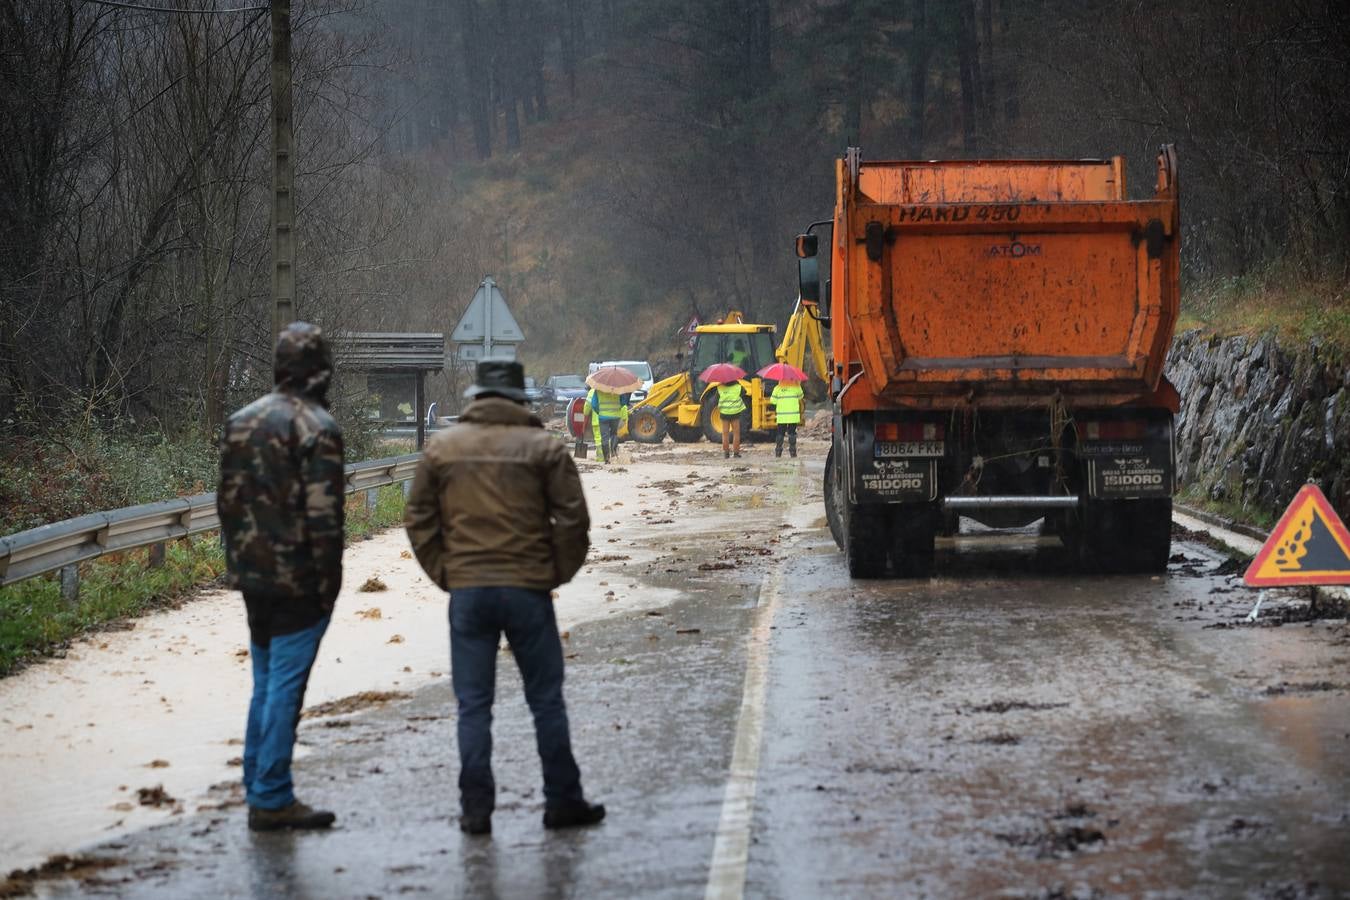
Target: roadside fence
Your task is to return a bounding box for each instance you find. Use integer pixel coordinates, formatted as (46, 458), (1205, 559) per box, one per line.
(0, 453), (421, 601)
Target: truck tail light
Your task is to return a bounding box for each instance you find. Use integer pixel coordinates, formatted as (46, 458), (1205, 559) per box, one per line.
(876, 422), (945, 441)
(1083, 420), (1145, 441)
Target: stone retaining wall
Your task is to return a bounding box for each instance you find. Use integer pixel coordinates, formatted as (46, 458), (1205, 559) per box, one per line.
(1166, 330), (1350, 522)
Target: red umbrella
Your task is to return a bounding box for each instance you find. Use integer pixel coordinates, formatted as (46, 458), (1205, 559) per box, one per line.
(700, 363), (745, 384)
(585, 365), (643, 393)
(757, 362), (808, 382)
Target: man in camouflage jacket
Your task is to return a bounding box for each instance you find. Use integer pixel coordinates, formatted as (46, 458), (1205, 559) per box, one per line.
(218, 322), (345, 832)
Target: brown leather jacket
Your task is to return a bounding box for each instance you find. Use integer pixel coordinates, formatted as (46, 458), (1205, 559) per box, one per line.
(404, 397), (590, 591)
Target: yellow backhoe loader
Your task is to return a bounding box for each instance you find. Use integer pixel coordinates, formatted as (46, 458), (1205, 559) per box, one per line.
(624, 299), (829, 444)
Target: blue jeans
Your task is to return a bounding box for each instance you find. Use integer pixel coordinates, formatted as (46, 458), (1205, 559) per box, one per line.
(450, 587), (584, 815)
(244, 615), (330, 810)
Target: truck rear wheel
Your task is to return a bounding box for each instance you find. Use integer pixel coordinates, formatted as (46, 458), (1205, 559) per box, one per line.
(824, 446), (845, 550)
(887, 504), (936, 578)
(628, 407), (667, 444)
(829, 447), (935, 577)
(1075, 498), (1172, 573)
(669, 423), (703, 443)
(845, 502), (887, 578)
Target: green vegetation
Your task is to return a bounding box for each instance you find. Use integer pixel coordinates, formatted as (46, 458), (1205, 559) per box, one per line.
(0, 485), (408, 678)
(0, 537), (225, 677)
(1177, 484), (1278, 533)
(375, 438), (417, 457)
(0, 425), (217, 535)
(1, 423), (412, 538)
(344, 484), (409, 541)
(1181, 274), (1350, 352)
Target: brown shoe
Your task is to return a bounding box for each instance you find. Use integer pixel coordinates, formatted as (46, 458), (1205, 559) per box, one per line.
(248, 800), (336, 832)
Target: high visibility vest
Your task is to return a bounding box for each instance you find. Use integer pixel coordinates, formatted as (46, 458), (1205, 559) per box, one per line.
(587, 389), (627, 420)
(717, 382), (746, 416)
(770, 383), (804, 424)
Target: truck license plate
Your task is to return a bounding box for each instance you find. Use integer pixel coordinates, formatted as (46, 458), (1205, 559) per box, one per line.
(874, 440), (944, 458)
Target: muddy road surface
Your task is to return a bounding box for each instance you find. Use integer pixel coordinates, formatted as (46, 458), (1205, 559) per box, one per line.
(4, 438), (1349, 899)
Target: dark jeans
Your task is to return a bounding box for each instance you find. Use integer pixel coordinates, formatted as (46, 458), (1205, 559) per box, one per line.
(450, 587), (584, 815)
(592, 417), (620, 462)
(775, 422), (798, 456)
(244, 614), (329, 809)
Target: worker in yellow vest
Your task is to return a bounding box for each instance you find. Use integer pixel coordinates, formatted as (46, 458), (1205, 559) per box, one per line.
(727, 338), (750, 369)
(769, 378), (804, 458)
(586, 387), (628, 463)
(716, 379), (746, 459)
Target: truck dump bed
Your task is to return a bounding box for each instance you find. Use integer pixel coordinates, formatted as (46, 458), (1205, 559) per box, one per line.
(836, 148), (1180, 408)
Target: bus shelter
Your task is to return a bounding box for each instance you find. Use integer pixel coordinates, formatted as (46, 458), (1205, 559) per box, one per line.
(334, 332), (446, 449)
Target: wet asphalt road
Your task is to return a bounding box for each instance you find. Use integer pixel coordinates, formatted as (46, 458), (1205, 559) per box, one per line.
(16, 446), (1350, 899)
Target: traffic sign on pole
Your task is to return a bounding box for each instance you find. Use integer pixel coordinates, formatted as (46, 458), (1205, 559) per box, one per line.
(681, 314), (701, 349)
(451, 276), (523, 360)
(1244, 484), (1350, 587)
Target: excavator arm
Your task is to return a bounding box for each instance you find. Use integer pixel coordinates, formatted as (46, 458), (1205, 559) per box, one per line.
(776, 296), (830, 397)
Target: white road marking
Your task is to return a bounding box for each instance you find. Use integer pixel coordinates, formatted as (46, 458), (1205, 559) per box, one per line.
(704, 564), (784, 900)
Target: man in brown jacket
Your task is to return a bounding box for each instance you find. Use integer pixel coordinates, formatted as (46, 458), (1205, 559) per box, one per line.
(404, 359), (604, 836)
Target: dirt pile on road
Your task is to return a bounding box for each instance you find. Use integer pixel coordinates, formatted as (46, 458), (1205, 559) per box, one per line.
(800, 410), (831, 439)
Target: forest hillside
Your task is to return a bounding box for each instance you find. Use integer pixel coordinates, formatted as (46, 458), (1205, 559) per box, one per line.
(2, 0), (1347, 428)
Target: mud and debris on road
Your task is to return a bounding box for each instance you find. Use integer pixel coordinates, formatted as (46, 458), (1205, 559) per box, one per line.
(300, 690), (411, 719)
(2, 437), (1348, 898)
(0, 854), (124, 899)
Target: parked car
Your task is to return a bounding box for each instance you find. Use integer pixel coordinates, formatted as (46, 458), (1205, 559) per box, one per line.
(588, 360), (654, 402)
(523, 376), (555, 418)
(544, 374), (589, 416)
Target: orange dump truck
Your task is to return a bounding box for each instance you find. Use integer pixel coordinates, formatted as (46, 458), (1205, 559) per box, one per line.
(795, 146), (1181, 577)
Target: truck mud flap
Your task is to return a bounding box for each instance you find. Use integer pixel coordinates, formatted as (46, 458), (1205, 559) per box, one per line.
(1079, 417), (1175, 499)
(844, 420), (937, 505)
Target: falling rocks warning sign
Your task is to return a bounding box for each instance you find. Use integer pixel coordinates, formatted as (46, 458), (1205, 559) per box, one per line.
(1244, 484), (1350, 587)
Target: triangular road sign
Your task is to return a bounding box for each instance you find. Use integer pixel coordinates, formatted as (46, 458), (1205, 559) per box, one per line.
(450, 276), (524, 343)
(1244, 484), (1350, 587)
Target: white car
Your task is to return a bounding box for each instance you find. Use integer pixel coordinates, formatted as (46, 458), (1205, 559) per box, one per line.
(588, 360), (654, 402)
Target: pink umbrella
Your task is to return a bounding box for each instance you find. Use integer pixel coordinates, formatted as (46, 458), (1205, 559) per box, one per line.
(757, 362), (808, 382)
(700, 363), (746, 384)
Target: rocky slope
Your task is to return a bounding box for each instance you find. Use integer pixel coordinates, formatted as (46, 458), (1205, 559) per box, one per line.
(1167, 330), (1350, 523)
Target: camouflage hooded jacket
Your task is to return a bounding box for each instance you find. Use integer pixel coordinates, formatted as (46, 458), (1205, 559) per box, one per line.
(217, 323), (345, 638)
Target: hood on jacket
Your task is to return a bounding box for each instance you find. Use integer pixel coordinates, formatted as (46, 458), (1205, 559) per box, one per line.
(274, 322), (333, 403)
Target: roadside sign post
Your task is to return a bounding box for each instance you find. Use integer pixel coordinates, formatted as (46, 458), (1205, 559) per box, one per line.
(566, 396), (592, 458)
(682, 314), (701, 350)
(451, 276), (524, 362)
(1243, 483), (1350, 615)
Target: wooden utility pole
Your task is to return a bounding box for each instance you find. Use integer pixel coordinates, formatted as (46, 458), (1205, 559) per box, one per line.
(270, 0), (295, 350)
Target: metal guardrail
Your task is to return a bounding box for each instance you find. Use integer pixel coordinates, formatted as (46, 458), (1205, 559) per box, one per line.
(0, 453), (422, 589)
